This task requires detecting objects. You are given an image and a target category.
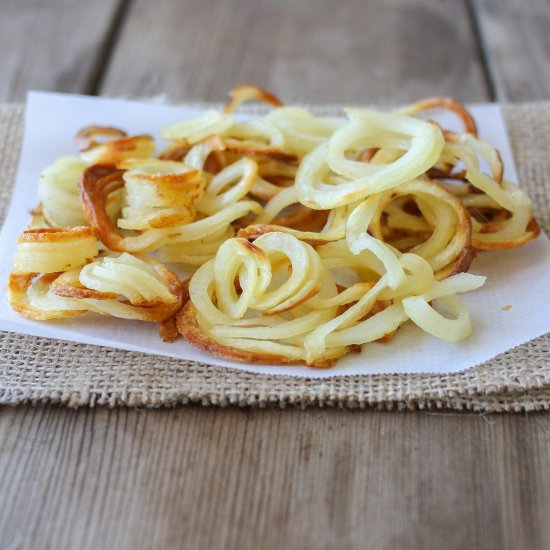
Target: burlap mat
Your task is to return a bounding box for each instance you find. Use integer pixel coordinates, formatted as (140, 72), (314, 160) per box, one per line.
(0, 102), (548, 411)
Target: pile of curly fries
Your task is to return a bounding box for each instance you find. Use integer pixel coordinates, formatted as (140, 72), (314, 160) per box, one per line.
(8, 86), (540, 367)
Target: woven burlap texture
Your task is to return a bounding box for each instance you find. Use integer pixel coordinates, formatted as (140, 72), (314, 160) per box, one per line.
(0, 102), (548, 411)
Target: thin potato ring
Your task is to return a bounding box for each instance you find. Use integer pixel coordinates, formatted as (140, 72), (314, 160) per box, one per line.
(80, 164), (127, 251)
(395, 96), (478, 136)
(12, 227), (98, 274)
(13, 254), (184, 323)
(79, 130), (155, 164)
(81, 163), (215, 253)
(197, 158), (258, 216)
(293, 109), (444, 209)
(327, 109), (444, 182)
(366, 178), (474, 276)
(8, 273), (87, 320)
(118, 160), (205, 230)
(176, 301), (338, 367)
(75, 125), (127, 151)
(224, 84), (283, 114)
(402, 273), (486, 341)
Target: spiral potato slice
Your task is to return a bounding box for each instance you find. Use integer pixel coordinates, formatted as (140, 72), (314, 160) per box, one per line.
(76, 126), (155, 163)
(295, 109), (444, 209)
(441, 133), (539, 249)
(360, 178), (474, 276)
(395, 96), (478, 136)
(12, 227), (98, 274)
(81, 162), (232, 254)
(223, 84), (283, 114)
(196, 158), (258, 215)
(179, 233), (344, 366)
(117, 159), (205, 229)
(402, 273), (486, 341)
(8, 273), (88, 320)
(10, 253), (183, 324)
(39, 156), (91, 227)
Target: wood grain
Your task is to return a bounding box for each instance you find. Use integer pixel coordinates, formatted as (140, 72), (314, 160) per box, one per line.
(0, 406), (548, 550)
(100, 0), (490, 104)
(0, 0), (126, 101)
(472, 0), (550, 101)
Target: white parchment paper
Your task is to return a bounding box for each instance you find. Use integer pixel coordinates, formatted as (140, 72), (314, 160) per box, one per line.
(0, 91), (549, 377)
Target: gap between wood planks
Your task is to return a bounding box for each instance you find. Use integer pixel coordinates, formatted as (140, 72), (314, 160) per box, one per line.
(466, 0), (498, 101)
(86, 0), (134, 95)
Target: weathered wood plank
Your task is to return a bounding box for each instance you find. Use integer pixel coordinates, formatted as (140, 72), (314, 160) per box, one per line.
(0, 406), (549, 550)
(0, 0), (126, 101)
(100, 0), (490, 104)
(472, 0), (550, 101)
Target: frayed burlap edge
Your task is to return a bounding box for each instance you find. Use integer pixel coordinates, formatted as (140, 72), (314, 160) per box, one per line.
(0, 101), (548, 411)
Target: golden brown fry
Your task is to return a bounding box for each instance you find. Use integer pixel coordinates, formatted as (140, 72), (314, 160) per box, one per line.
(17, 226), (93, 244)
(366, 178), (474, 277)
(444, 130), (503, 183)
(224, 84), (283, 114)
(13, 226), (99, 274)
(176, 301), (337, 367)
(76, 126), (155, 163)
(10, 254), (184, 324)
(473, 216), (540, 250)
(397, 96), (478, 136)
(8, 272), (87, 320)
(75, 126), (127, 151)
(80, 164), (126, 250)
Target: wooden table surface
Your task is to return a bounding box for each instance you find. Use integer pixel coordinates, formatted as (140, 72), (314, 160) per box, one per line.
(1, 1), (549, 548)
